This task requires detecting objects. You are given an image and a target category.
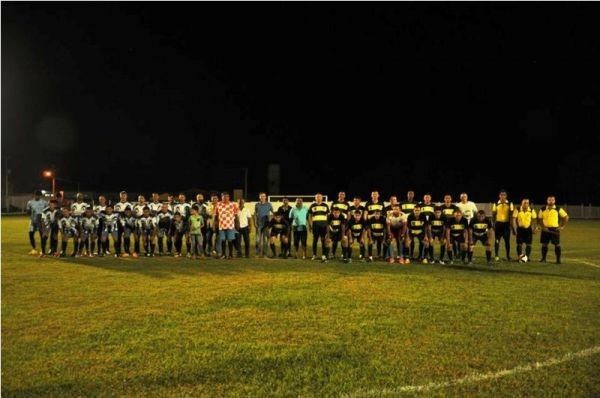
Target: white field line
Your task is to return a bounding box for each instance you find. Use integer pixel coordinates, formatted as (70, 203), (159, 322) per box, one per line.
(568, 257), (600, 268)
(345, 345), (600, 397)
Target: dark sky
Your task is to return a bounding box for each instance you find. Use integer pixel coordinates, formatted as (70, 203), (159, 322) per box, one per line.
(2, 3), (600, 203)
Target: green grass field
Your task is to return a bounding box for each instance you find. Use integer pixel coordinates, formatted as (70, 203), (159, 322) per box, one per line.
(2, 216), (599, 397)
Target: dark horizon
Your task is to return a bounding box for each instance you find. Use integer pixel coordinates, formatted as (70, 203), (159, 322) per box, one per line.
(2, 3), (600, 204)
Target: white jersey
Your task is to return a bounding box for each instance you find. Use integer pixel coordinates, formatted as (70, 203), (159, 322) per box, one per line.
(133, 203), (147, 218)
(71, 201), (89, 217)
(174, 202), (191, 219)
(137, 216), (156, 231)
(102, 213), (120, 231)
(59, 216), (78, 234)
(79, 215), (99, 234)
(93, 205), (107, 217)
(387, 213), (406, 229)
(149, 201), (162, 215)
(114, 201), (132, 214)
(456, 201), (478, 221)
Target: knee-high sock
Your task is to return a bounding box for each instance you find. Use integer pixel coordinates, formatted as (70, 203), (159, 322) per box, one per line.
(517, 244), (522, 256)
(41, 236), (48, 253)
(526, 244), (532, 257)
(541, 246), (548, 260)
(440, 245), (446, 260)
(368, 244), (373, 256)
(332, 241), (338, 256)
(29, 232), (36, 249)
(555, 246), (561, 262)
(504, 239), (510, 259)
(486, 250), (491, 262)
(468, 251), (473, 262)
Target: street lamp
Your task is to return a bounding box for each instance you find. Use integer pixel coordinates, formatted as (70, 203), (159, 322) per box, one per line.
(43, 170), (55, 196)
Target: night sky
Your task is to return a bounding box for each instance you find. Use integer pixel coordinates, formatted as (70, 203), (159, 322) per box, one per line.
(2, 3), (600, 204)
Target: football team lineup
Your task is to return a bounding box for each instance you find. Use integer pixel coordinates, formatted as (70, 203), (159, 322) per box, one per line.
(26, 189), (569, 265)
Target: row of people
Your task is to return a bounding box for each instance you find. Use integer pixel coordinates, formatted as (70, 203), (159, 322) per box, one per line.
(26, 190), (568, 263)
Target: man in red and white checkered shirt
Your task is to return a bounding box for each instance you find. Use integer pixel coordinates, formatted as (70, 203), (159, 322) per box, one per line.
(216, 192), (239, 259)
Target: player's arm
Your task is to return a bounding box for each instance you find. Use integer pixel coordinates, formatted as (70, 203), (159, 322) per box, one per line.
(511, 209), (518, 235)
(468, 221), (474, 246)
(559, 210), (569, 230)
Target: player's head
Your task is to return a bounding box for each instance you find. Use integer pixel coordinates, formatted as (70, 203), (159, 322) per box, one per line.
(238, 198), (245, 208)
(167, 194), (174, 202)
(76, 192), (83, 201)
(476, 210), (486, 220)
(423, 193), (432, 203)
(499, 189), (508, 201)
(453, 208), (463, 220)
(282, 196), (289, 205)
(332, 207), (341, 217)
(196, 193), (204, 202)
(434, 206), (442, 218)
(353, 210), (362, 220)
(211, 194), (219, 203)
(173, 212), (181, 220)
(61, 207), (70, 216)
(138, 195), (145, 203)
(152, 193), (160, 202)
(49, 199), (57, 209)
(444, 194), (452, 204)
(34, 190), (42, 199)
(142, 206), (150, 216)
(85, 207), (93, 216)
(371, 190), (379, 201)
(521, 198), (530, 209)
(392, 204), (400, 216)
(161, 203), (168, 212)
(221, 192), (230, 202)
(191, 205), (199, 215)
(353, 196), (361, 206)
(120, 191), (128, 201)
(178, 193), (186, 202)
(98, 195), (106, 204)
(389, 195), (398, 204)
(547, 195), (556, 206)
(124, 206), (132, 215)
(295, 197), (303, 207)
(338, 191), (346, 201)
(259, 192), (267, 202)
(460, 192), (468, 203)
(413, 204), (421, 216)
(106, 204), (113, 214)
(274, 211), (283, 220)
(407, 190), (415, 201)
(315, 193), (323, 202)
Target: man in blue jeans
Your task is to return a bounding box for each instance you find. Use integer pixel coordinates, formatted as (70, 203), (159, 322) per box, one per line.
(290, 198), (309, 259)
(254, 192), (273, 257)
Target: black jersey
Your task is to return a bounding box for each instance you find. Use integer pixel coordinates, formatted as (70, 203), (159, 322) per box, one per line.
(406, 213), (428, 235)
(348, 204), (366, 217)
(447, 218), (469, 239)
(440, 204), (459, 221)
(364, 201), (385, 218)
(384, 204), (400, 218)
(429, 216), (446, 236)
(470, 217), (493, 238)
(347, 217), (366, 239)
(328, 214), (346, 234)
(400, 200), (416, 215)
(268, 218), (290, 235)
(171, 219), (186, 234)
(420, 202), (436, 221)
(309, 202), (329, 224)
(331, 201), (350, 217)
(368, 217), (386, 238)
(278, 204), (294, 225)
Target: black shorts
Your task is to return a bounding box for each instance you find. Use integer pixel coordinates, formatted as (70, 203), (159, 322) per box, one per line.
(516, 227), (533, 244)
(450, 234), (466, 244)
(431, 230), (444, 241)
(541, 228), (560, 245)
(270, 231), (288, 239)
(472, 235), (489, 245)
(329, 231), (343, 242)
(408, 231), (426, 241)
(495, 221), (510, 240)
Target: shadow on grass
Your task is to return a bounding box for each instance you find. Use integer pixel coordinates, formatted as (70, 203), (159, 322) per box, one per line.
(49, 255), (598, 282)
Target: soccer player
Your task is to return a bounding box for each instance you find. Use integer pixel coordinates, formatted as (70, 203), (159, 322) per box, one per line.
(58, 207), (79, 257)
(71, 193), (89, 220)
(346, 210), (367, 263)
(40, 199), (60, 257)
(538, 195), (569, 264)
(149, 193), (162, 215)
(308, 193), (330, 262)
(492, 189), (515, 261)
(364, 190), (385, 220)
(348, 196), (366, 218)
(326, 207), (347, 260)
(404, 204), (429, 263)
(170, 212), (186, 257)
(512, 198), (537, 262)
(205, 194), (220, 256)
(427, 207), (447, 264)
(446, 209), (469, 264)
(384, 195), (401, 218)
(26, 190), (48, 255)
(367, 210), (387, 261)
(267, 211), (290, 258)
(166, 194), (177, 213)
(216, 192), (238, 259)
(439, 194), (459, 221)
(456, 192), (478, 222)
(100, 204), (120, 257)
(114, 191), (132, 255)
(254, 192), (273, 258)
(331, 191), (350, 218)
(137, 206), (157, 256)
(175, 193), (192, 256)
(420, 193), (436, 221)
(132, 195), (148, 256)
(290, 198), (309, 259)
(278, 197), (293, 256)
(120, 207), (137, 257)
(193, 193), (209, 252)
(156, 203), (173, 255)
(78, 207), (99, 256)
(386, 204), (406, 263)
(188, 205), (204, 260)
(469, 210), (494, 264)
(400, 190), (417, 216)
(94, 195), (108, 255)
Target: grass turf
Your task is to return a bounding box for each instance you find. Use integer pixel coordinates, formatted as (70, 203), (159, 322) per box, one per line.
(2, 216), (599, 397)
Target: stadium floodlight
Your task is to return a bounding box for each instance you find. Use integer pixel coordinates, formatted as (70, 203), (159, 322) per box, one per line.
(42, 170), (55, 196)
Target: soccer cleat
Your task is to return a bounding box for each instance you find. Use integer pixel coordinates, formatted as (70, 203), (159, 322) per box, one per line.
(29, 249), (38, 255)
(311, 255), (317, 261)
(122, 253), (130, 257)
(404, 258), (411, 264)
(495, 256), (500, 261)
(487, 260), (493, 266)
(421, 258), (428, 264)
(397, 258), (404, 264)
(438, 260), (445, 265)
(388, 257), (395, 264)
(367, 256), (373, 263)
(132, 252), (138, 258)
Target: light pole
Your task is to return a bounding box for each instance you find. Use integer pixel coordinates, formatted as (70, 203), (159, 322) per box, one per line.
(42, 170), (56, 196)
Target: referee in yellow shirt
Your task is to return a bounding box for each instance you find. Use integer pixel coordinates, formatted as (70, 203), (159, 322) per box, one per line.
(537, 195), (569, 264)
(492, 189), (514, 261)
(511, 198), (537, 262)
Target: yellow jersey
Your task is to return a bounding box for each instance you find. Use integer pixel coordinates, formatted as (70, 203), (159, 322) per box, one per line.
(539, 205), (568, 228)
(512, 207), (536, 228)
(492, 201), (514, 222)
